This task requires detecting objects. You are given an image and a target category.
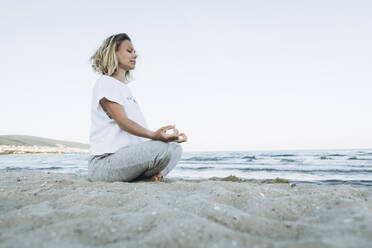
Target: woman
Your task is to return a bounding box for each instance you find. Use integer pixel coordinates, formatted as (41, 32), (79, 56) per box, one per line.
(88, 33), (187, 183)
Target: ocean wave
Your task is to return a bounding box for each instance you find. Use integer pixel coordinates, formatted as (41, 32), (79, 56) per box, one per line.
(270, 154), (297, 157)
(38, 166), (65, 170)
(347, 157), (372, 161)
(241, 155), (257, 160)
(182, 156), (234, 162)
(3, 166), (64, 171)
(319, 156), (334, 160)
(315, 179), (372, 187)
(280, 159), (297, 163)
(179, 166), (372, 174)
(327, 154), (347, 157)
(356, 152), (372, 156)
(183, 155), (260, 162)
(239, 168), (372, 173)
(178, 166), (215, 170)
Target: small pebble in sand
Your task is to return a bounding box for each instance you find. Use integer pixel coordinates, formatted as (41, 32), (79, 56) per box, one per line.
(16, 177), (21, 182)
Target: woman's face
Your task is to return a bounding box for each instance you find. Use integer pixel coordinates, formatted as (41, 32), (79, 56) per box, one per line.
(116, 40), (137, 71)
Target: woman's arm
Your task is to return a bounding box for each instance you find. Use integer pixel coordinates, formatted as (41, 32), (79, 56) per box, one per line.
(100, 97), (155, 139)
(100, 97), (186, 143)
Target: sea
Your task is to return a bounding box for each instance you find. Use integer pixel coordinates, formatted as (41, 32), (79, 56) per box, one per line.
(1, 149), (372, 188)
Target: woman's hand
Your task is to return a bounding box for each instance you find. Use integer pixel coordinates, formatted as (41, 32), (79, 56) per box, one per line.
(151, 125), (187, 143)
(175, 133), (188, 143)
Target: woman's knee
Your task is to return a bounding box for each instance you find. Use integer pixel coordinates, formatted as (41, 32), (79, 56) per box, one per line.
(164, 142), (183, 164)
(151, 141), (182, 165)
(169, 142), (182, 156)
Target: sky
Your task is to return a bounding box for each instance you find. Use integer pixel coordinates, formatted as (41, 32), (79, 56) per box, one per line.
(0, 0), (371, 152)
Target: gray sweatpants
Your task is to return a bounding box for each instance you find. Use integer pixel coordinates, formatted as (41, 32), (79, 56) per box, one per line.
(88, 140), (182, 182)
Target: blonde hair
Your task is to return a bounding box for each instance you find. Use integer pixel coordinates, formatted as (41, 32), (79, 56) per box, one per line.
(90, 33), (133, 83)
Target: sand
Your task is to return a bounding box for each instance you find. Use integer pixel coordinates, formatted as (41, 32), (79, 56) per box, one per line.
(0, 170), (371, 248)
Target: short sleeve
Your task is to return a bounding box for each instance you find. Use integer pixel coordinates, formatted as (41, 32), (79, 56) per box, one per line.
(94, 77), (126, 110)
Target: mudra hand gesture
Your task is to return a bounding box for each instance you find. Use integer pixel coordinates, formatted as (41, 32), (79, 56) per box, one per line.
(152, 125), (187, 143)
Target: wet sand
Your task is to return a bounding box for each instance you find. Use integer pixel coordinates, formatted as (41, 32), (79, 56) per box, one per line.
(0, 170), (371, 248)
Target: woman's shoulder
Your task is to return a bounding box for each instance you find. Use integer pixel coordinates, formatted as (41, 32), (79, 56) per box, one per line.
(96, 75), (122, 84)
(101, 75), (129, 84)
(95, 75), (129, 91)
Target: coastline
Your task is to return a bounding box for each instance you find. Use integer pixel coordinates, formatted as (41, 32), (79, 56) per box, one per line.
(0, 145), (88, 155)
(1, 170), (371, 248)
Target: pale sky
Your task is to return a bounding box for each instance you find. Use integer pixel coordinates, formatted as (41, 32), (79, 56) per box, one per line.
(1, 0), (371, 152)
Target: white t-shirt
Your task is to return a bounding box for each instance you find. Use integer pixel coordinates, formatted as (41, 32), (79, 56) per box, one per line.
(89, 75), (149, 155)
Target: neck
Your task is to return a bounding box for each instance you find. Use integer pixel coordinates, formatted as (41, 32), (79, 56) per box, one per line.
(112, 68), (127, 84)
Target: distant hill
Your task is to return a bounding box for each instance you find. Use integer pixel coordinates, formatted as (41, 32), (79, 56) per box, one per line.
(0, 135), (89, 149)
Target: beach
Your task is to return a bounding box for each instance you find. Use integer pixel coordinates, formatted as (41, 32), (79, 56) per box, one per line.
(0, 170), (371, 248)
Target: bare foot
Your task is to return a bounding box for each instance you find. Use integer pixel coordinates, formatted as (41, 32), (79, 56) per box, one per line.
(151, 172), (163, 182)
(157, 173), (163, 180)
